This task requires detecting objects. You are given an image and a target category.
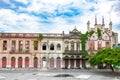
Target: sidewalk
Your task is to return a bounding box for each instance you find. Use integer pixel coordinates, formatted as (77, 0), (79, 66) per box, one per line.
(0, 68), (120, 72)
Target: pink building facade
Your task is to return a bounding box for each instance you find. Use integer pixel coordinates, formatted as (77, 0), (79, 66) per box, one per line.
(0, 33), (41, 68)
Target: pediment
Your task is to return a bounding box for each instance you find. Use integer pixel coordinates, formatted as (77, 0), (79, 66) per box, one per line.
(102, 32), (110, 40)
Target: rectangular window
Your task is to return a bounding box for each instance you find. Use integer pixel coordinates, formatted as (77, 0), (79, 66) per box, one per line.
(3, 40), (7, 50)
(98, 41), (101, 50)
(90, 42), (94, 51)
(65, 44), (69, 51)
(19, 40), (23, 51)
(71, 42), (74, 51)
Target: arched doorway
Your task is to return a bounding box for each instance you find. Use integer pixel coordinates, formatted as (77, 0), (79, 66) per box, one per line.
(76, 56), (80, 68)
(25, 57), (29, 68)
(2, 57), (7, 68)
(11, 57), (16, 68)
(34, 57), (38, 68)
(50, 58), (54, 69)
(56, 57), (61, 69)
(70, 56), (74, 69)
(18, 57), (22, 68)
(64, 56), (69, 69)
(42, 57), (46, 68)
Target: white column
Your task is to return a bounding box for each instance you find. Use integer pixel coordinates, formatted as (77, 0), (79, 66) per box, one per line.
(54, 58), (56, 69)
(32, 40), (34, 52)
(23, 40), (25, 51)
(74, 59), (76, 68)
(29, 56), (33, 68)
(16, 40), (19, 51)
(69, 43), (71, 50)
(7, 40), (11, 68)
(0, 39), (2, 52)
(9, 39), (12, 52)
(69, 59), (70, 68)
(74, 42), (76, 51)
(38, 54), (40, 68)
(61, 57), (64, 68)
(7, 54), (11, 68)
(22, 57), (25, 68)
(29, 40), (31, 52)
(38, 41), (40, 52)
(15, 57), (18, 68)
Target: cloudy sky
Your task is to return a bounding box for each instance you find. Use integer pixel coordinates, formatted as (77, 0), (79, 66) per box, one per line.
(0, 0), (120, 42)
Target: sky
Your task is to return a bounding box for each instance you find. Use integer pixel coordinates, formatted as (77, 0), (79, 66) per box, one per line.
(0, 0), (120, 42)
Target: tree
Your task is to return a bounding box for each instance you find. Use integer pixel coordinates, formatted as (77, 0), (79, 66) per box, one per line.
(38, 33), (43, 42)
(88, 48), (120, 72)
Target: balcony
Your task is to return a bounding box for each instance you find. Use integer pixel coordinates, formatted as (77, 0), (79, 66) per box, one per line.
(63, 50), (82, 55)
(9, 50), (31, 54)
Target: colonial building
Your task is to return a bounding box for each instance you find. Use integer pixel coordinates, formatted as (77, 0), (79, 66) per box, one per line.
(86, 16), (118, 68)
(0, 17), (118, 69)
(0, 33), (42, 68)
(40, 33), (64, 69)
(63, 27), (82, 69)
(87, 16), (118, 52)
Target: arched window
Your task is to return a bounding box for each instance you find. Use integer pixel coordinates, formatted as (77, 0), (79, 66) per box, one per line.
(57, 44), (61, 50)
(42, 44), (47, 50)
(71, 42), (74, 50)
(90, 41), (95, 50)
(2, 57), (7, 68)
(18, 57), (22, 68)
(50, 44), (54, 50)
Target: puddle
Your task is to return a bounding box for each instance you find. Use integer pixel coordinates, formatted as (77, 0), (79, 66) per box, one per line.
(54, 74), (74, 77)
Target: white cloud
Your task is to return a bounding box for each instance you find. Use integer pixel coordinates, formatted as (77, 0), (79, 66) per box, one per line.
(0, 0), (120, 42)
(14, 0), (30, 4)
(0, 9), (45, 33)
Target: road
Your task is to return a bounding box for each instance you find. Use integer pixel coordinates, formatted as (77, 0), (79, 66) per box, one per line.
(0, 69), (120, 80)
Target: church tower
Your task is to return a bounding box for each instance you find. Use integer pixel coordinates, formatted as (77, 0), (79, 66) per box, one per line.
(87, 21), (90, 31)
(109, 21), (112, 30)
(94, 15), (97, 26)
(102, 16), (105, 26)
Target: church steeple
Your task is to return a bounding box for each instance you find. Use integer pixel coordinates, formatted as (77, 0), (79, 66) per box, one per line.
(109, 13), (112, 30)
(109, 21), (112, 30)
(87, 21), (90, 31)
(94, 15), (97, 26)
(102, 16), (105, 26)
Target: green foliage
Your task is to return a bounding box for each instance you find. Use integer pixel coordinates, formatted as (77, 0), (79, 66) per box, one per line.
(88, 48), (120, 67)
(81, 30), (94, 51)
(88, 30), (94, 37)
(34, 41), (38, 50)
(81, 30), (94, 58)
(82, 50), (88, 58)
(97, 28), (102, 38)
(38, 33), (43, 42)
(81, 33), (88, 51)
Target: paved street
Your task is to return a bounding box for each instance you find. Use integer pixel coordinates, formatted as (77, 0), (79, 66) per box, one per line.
(0, 69), (120, 80)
